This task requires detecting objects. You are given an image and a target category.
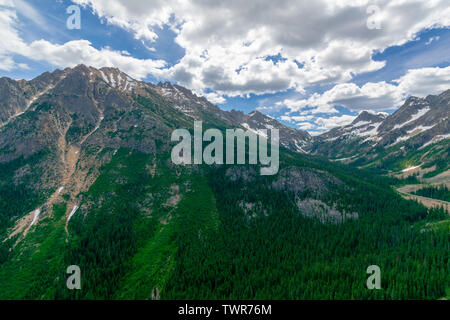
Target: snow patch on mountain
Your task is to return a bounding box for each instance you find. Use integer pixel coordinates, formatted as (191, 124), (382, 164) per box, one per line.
(30, 209), (41, 226)
(393, 107), (430, 130)
(402, 165), (421, 173)
(419, 133), (450, 150)
(68, 205), (79, 222)
(241, 123), (268, 138)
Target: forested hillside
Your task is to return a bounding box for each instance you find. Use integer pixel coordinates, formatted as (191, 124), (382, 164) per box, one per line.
(413, 185), (450, 202)
(0, 147), (448, 299)
(0, 66), (448, 300)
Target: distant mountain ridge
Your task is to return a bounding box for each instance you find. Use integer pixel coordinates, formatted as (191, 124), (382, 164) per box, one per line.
(318, 110), (387, 144)
(311, 89), (449, 175)
(317, 90), (449, 148)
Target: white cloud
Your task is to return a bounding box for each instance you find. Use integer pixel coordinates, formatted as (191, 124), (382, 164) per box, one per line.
(276, 94), (340, 114)
(74, 0), (175, 42)
(274, 65), (450, 132)
(278, 66), (450, 116)
(0, 0), (14, 6)
(0, 6), (29, 69)
(395, 66), (450, 97)
(202, 92), (226, 104)
(0, 55), (15, 71)
(314, 115), (357, 131)
(280, 115), (316, 124)
(70, 0), (450, 98)
(297, 122), (316, 131)
(0, 2), (166, 78)
(257, 105), (282, 113)
(1, 0), (449, 122)
(299, 82), (402, 112)
(278, 109), (358, 132)
(28, 40), (166, 79)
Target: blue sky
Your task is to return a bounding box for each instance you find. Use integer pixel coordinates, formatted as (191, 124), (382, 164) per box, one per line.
(1, 0), (449, 134)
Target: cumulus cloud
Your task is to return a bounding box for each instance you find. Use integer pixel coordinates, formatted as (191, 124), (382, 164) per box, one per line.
(314, 115), (357, 131)
(395, 66), (450, 97)
(202, 92), (226, 104)
(297, 122), (317, 131)
(71, 0), (450, 98)
(0, 6), (29, 70)
(283, 114), (357, 133)
(280, 115), (315, 124)
(276, 95), (340, 115)
(1, 0), (449, 122)
(278, 65), (450, 118)
(74, 0), (175, 42)
(273, 65), (450, 132)
(283, 81), (402, 113)
(28, 40), (166, 79)
(0, 2), (166, 79)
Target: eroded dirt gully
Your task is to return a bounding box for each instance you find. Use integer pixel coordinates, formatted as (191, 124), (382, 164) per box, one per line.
(8, 102), (106, 243)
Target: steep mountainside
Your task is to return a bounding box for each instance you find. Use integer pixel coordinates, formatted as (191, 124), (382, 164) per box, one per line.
(0, 65), (448, 300)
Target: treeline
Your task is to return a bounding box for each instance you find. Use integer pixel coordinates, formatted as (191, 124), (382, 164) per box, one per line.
(413, 184), (450, 202)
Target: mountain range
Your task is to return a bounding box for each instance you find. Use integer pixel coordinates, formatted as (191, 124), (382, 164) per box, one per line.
(0, 65), (448, 300)
(311, 91), (449, 177)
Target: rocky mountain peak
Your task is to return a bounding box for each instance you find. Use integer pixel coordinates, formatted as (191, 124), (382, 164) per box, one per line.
(238, 110), (312, 153)
(311, 88), (449, 164)
(96, 67), (139, 93)
(351, 111), (386, 125)
(246, 110), (267, 121)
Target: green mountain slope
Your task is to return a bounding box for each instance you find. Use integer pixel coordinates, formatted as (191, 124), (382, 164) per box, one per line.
(0, 66), (448, 300)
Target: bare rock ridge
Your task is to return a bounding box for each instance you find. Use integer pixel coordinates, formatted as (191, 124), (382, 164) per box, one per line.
(0, 64), (313, 155)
